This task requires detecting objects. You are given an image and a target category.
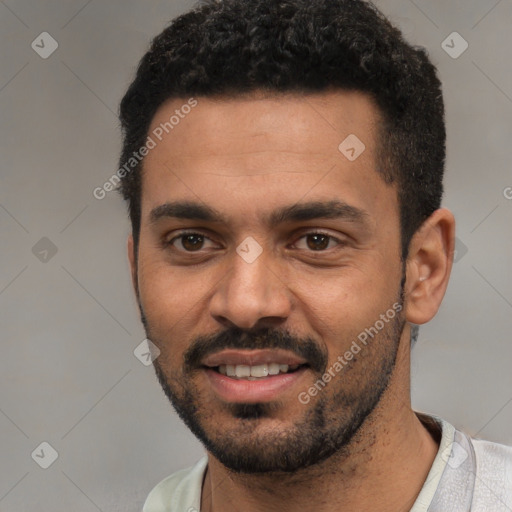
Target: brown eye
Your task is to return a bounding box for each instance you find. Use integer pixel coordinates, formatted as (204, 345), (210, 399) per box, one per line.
(306, 234), (330, 251)
(180, 234), (204, 251)
(294, 232), (342, 252)
(167, 232), (215, 252)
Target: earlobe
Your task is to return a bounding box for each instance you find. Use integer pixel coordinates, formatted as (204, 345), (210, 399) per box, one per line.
(404, 208), (455, 325)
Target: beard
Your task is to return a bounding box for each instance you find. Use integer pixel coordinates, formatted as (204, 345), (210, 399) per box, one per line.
(138, 292), (406, 475)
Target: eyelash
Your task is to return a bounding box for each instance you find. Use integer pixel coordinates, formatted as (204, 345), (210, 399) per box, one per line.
(165, 230), (345, 253)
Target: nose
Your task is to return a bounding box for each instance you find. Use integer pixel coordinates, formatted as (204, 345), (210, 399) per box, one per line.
(209, 244), (292, 330)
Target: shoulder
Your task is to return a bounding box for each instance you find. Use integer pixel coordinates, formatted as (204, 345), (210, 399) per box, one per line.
(143, 456), (208, 512)
(470, 436), (512, 510)
(413, 412), (512, 511)
(472, 436), (512, 467)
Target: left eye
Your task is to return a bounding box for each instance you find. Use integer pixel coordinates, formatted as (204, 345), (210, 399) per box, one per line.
(293, 232), (342, 251)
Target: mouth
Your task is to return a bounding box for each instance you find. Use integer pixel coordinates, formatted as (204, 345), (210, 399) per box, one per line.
(211, 362), (307, 380)
(200, 349), (311, 402)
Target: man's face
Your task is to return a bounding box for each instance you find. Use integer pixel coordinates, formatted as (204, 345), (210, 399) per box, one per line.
(131, 91), (407, 473)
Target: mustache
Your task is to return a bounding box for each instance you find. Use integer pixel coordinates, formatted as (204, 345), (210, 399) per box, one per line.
(183, 326), (327, 374)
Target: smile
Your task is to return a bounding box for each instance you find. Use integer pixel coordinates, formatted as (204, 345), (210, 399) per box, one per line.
(200, 349), (311, 402)
(215, 363), (303, 379)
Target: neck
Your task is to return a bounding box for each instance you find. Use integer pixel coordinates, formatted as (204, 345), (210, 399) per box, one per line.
(201, 336), (439, 512)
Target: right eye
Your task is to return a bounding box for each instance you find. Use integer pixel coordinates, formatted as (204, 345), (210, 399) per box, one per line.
(166, 231), (218, 252)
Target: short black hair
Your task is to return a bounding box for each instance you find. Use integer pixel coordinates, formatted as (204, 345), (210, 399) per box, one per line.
(118, 0), (445, 259)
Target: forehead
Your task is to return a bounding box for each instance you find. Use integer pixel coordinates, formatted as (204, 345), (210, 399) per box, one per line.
(148, 90), (379, 163)
(139, 90), (397, 231)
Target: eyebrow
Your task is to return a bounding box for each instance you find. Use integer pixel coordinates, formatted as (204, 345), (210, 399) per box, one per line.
(149, 199), (370, 228)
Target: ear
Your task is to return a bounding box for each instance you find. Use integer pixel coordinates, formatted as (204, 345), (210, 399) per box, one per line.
(404, 208), (455, 324)
(127, 234), (139, 298)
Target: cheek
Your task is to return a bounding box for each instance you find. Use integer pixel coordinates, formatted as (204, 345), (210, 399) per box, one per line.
(298, 266), (393, 320)
(138, 259), (177, 308)
(137, 272), (192, 368)
(136, 254), (219, 345)
(298, 268), (402, 357)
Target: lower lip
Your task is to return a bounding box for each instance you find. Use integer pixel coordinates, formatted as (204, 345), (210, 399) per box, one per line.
(203, 367), (309, 403)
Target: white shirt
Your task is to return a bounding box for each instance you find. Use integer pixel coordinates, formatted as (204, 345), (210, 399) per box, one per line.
(143, 412), (512, 512)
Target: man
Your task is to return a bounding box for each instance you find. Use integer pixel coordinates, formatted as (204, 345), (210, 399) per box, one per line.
(117, 0), (512, 510)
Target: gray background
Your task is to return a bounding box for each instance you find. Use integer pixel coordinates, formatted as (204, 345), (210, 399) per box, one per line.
(0, 0), (511, 510)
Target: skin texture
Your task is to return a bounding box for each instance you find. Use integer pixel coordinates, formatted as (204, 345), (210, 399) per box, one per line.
(128, 90), (455, 512)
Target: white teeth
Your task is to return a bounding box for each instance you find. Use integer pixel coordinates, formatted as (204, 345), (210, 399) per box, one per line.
(250, 364), (269, 377)
(216, 363), (300, 379)
(268, 363), (280, 375)
(236, 365), (251, 378)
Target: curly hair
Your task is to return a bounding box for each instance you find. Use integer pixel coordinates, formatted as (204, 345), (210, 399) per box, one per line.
(118, 0), (445, 259)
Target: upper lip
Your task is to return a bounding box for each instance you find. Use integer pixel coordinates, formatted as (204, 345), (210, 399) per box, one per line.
(201, 349), (308, 368)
